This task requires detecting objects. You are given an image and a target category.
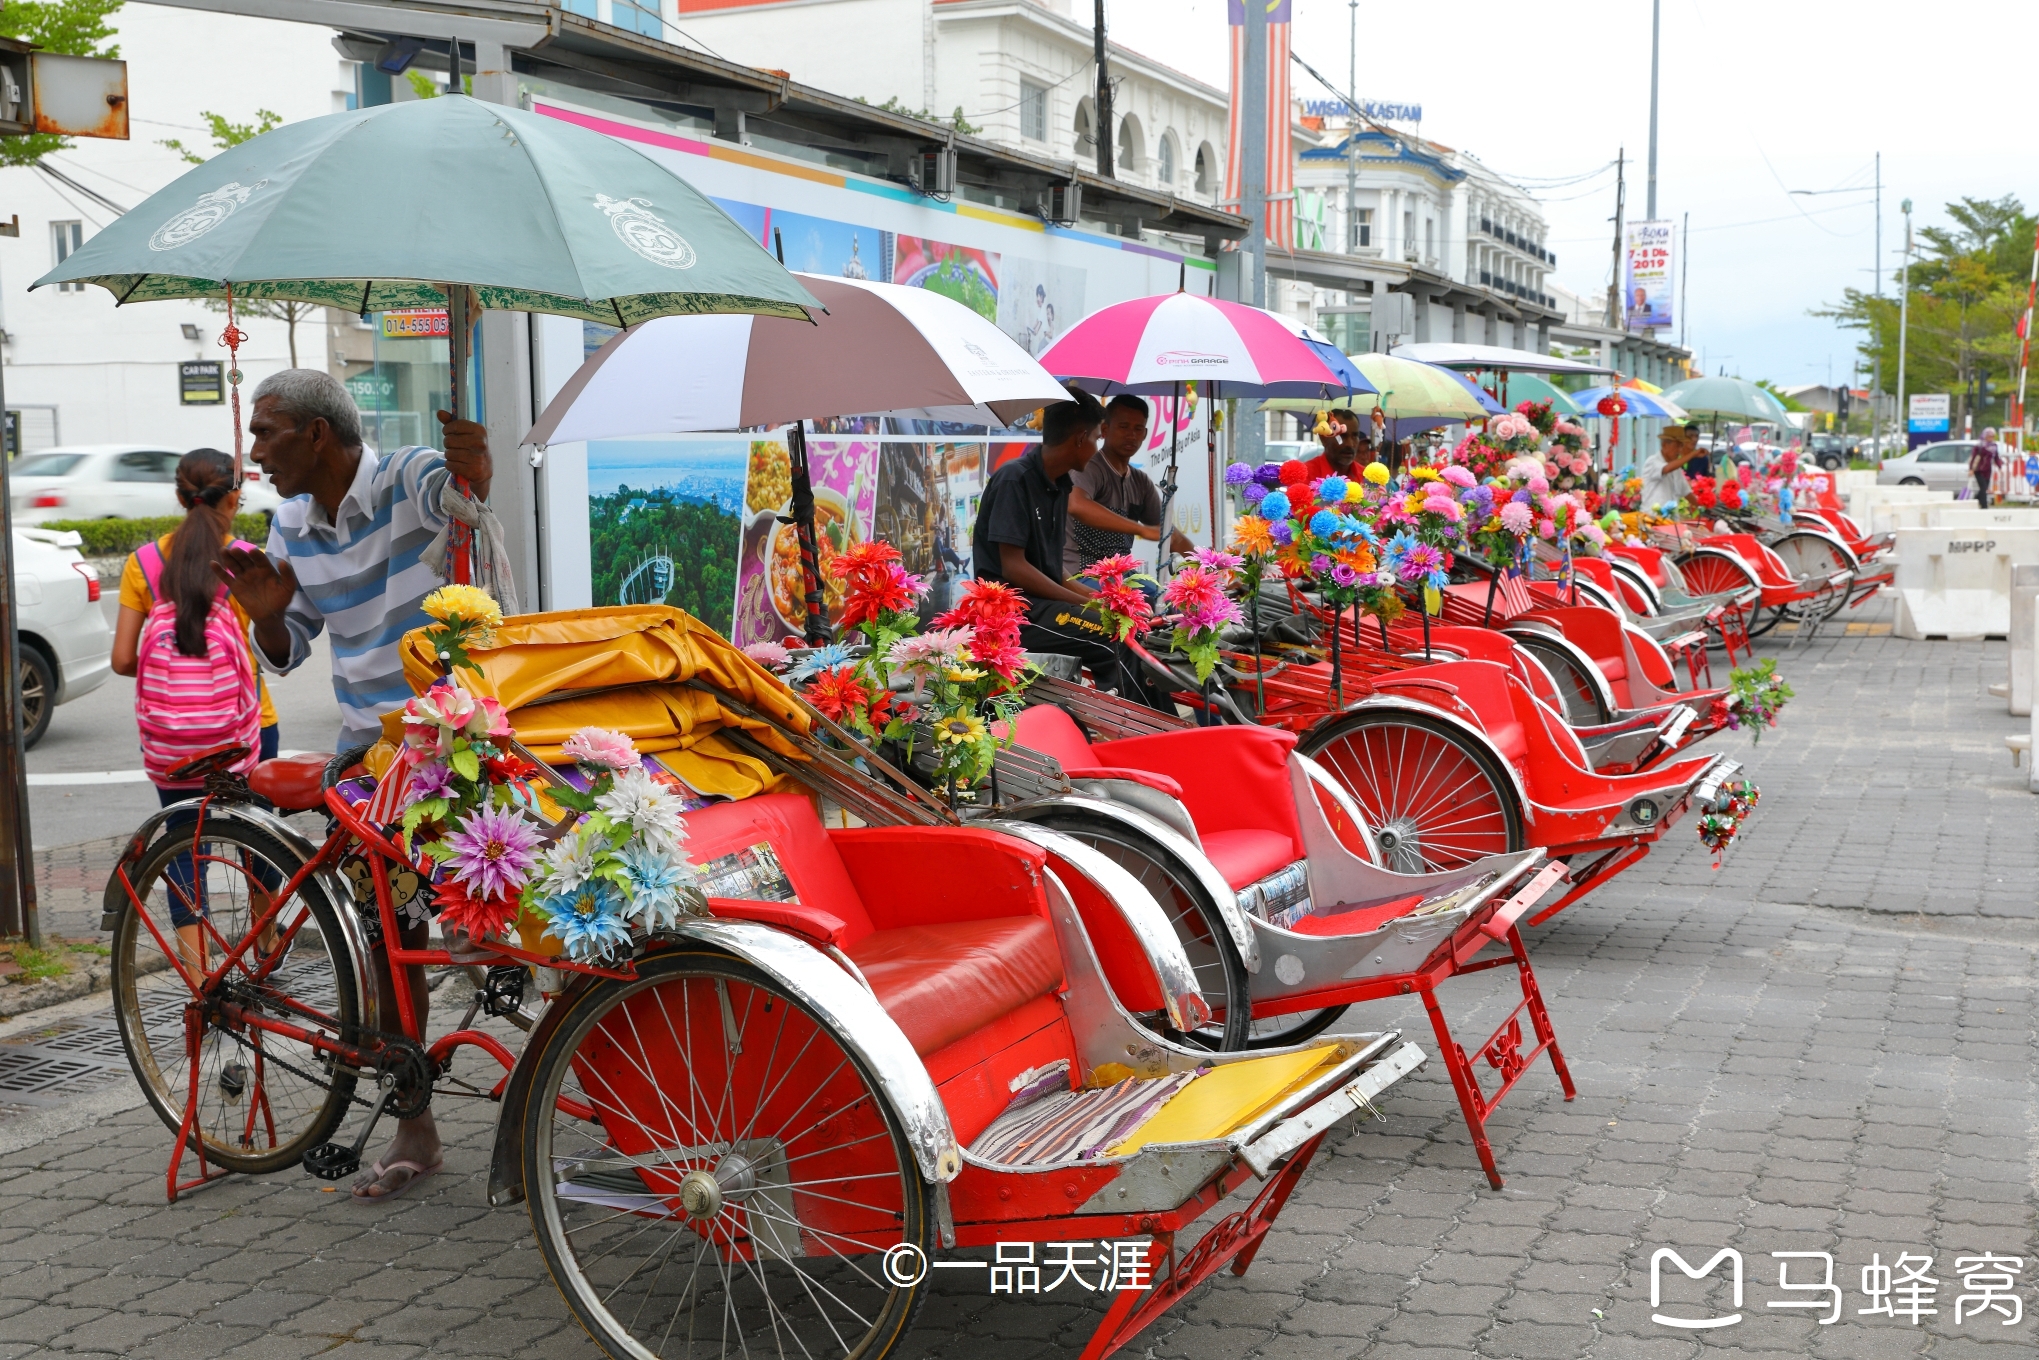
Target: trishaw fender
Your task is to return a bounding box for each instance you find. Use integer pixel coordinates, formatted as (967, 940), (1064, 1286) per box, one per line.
(488, 968), (601, 1207)
(979, 819), (1209, 1034)
(1289, 752), (1384, 865)
(1329, 696), (1534, 829)
(1500, 625), (1619, 716)
(1002, 793), (1260, 974)
(1607, 557), (1664, 613)
(97, 800), (379, 1035)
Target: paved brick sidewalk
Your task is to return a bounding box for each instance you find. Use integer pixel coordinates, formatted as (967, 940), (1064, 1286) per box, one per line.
(0, 613), (2033, 1359)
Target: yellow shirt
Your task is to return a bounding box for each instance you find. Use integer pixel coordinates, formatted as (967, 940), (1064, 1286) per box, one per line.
(120, 532), (279, 728)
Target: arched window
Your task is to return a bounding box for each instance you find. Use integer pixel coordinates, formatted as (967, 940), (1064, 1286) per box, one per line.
(1115, 113), (1143, 174)
(1194, 140), (1216, 194)
(1074, 97), (1096, 155)
(1157, 131), (1179, 188)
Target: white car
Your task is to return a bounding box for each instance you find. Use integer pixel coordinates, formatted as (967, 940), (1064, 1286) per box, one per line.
(12, 526), (113, 748)
(1876, 439), (1977, 492)
(10, 444), (283, 525)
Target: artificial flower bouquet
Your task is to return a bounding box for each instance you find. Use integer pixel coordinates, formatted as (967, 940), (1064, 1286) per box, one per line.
(1724, 658), (1793, 744)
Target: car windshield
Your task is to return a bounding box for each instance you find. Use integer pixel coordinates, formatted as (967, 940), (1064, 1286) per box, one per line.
(12, 454), (84, 477)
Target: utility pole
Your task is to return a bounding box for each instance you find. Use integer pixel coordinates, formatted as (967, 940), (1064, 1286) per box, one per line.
(1605, 147), (1626, 329)
(1092, 0), (1113, 179)
(1679, 210), (1689, 350)
(1237, 0), (1268, 465)
(1345, 0), (1358, 253)
(1870, 151), (1882, 462)
(1897, 198), (1912, 455)
(1646, 0), (1660, 221)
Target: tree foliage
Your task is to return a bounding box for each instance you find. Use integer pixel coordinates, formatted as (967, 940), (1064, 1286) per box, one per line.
(0, 0), (122, 166)
(588, 486), (738, 634)
(159, 108), (280, 164)
(1816, 195), (2037, 434)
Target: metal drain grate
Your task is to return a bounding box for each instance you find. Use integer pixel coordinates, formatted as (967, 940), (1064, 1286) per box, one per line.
(0, 1049), (118, 1107)
(19, 1024), (131, 1061)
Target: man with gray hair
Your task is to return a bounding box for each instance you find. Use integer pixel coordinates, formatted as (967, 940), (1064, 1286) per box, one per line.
(214, 369), (491, 1201)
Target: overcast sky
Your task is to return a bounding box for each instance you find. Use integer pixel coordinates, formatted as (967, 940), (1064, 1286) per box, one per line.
(1109, 0), (2036, 390)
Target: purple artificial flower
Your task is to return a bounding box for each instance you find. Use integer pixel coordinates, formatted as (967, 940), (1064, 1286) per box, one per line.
(1401, 543), (1447, 583)
(1309, 553), (1334, 574)
(1225, 462), (1255, 486)
(1243, 483), (1268, 506)
(442, 804), (543, 900)
(1269, 521), (1295, 546)
(1255, 461), (1286, 488)
(1510, 488), (1533, 504)
(1331, 563), (1360, 587)
(406, 761), (455, 801)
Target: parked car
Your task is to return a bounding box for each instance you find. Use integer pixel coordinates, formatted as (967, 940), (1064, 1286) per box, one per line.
(1807, 432), (1856, 471)
(12, 526), (113, 748)
(9, 445), (282, 524)
(1876, 440), (1977, 492)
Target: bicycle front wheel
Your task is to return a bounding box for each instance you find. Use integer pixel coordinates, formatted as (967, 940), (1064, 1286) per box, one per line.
(108, 813), (361, 1175)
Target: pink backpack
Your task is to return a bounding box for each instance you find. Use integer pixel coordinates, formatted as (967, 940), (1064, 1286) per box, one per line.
(135, 539), (260, 787)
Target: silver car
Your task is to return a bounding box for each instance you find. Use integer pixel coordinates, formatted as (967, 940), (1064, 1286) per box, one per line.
(1876, 439), (1977, 492)
(12, 526), (114, 748)
(9, 444), (283, 525)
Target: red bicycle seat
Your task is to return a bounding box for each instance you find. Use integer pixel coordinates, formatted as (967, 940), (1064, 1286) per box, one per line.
(249, 753), (332, 811)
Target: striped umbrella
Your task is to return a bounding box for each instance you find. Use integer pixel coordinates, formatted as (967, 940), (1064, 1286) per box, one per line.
(1040, 292), (1375, 399)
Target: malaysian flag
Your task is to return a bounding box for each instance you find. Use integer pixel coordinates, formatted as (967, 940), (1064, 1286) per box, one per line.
(1497, 568), (1534, 617)
(1224, 0), (1294, 250)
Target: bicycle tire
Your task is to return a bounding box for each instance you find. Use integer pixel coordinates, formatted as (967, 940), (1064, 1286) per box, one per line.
(109, 816), (361, 1175)
(523, 950), (931, 1360)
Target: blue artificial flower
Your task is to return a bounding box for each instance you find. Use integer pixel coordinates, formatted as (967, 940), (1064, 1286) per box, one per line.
(1427, 568), (1451, 590)
(1309, 509), (1341, 538)
(1318, 475), (1349, 503)
(788, 643), (857, 682)
(1224, 462), (1254, 486)
(543, 879), (634, 963)
(1255, 461), (1286, 488)
(1260, 492), (1292, 521)
(616, 842), (697, 934)
(1242, 483), (1268, 506)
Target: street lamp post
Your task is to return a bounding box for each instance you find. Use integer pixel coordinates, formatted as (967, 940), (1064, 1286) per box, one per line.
(1897, 198), (1912, 457)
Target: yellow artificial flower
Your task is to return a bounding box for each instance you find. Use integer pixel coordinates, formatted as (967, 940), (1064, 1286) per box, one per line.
(1231, 515), (1276, 555)
(422, 584), (504, 630)
(1362, 461), (1391, 485)
(1342, 482), (1365, 504)
(944, 666), (988, 683)
(1408, 465), (1440, 481)
(1404, 493), (1427, 514)
(935, 712), (986, 745)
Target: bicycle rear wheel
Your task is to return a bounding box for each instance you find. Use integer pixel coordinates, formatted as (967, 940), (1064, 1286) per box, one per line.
(524, 951), (930, 1360)
(1301, 710), (1525, 874)
(109, 814), (360, 1175)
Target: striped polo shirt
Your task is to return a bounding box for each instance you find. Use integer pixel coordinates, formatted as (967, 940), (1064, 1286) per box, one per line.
(257, 445), (452, 751)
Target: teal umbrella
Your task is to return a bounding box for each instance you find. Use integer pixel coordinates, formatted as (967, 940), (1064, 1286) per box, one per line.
(1659, 376), (1789, 424)
(29, 94), (816, 326)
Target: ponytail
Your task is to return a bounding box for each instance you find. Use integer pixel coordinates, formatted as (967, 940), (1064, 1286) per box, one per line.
(162, 448), (237, 658)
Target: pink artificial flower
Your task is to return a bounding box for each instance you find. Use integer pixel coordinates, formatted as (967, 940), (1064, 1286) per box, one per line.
(1538, 518), (1556, 538)
(1499, 501), (1533, 535)
(1583, 523), (1609, 546)
(1193, 546), (1244, 574)
(741, 640), (792, 668)
(1161, 566), (1243, 633)
(887, 626), (976, 683)
(1423, 494), (1465, 523)
(402, 681), (478, 757)
(1439, 465), (1476, 488)
(1085, 553), (1144, 582)
(562, 726), (640, 772)
(1527, 474), (1550, 495)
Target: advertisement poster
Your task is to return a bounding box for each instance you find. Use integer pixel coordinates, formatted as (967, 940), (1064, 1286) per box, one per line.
(1624, 220), (1675, 331)
(586, 439), (751, 634)
(893, 235), (1000, 322)
(768, 208), (889, 281)
(996, 257), (1087, 357)
(1908, 392), (1951, 433)
(733, 435), (883, 646)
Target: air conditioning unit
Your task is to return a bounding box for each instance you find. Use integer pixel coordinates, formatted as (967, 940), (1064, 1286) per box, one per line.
(1041, 182), (1081, 225)
(911, 147), (956, 197)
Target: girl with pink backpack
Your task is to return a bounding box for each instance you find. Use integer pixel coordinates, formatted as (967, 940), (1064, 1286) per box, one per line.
(111, 448), (279, 967)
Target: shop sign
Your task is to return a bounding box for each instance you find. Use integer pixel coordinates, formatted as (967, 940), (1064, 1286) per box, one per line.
(382, 309), (449, 339)
(346, 373), (398, 410)
(178, 360), (223, 405)
(1908, 393), (1950, 434)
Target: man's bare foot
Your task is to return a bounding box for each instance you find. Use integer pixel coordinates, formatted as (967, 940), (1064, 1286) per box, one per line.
(351, 1111), (443, 1200)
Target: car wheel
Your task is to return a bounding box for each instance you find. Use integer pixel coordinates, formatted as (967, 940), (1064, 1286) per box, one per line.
(17, 645), (55, 750)
(1897, 476), (1925, 486)
(1818, 454), (1845, 471)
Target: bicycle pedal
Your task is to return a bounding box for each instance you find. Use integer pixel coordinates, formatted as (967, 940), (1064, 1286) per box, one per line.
(301, 1143), (361, 1180)
(218, 1063), (248, 1099)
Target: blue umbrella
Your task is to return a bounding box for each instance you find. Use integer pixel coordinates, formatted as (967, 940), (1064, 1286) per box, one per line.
(1574, 385), (1689, 420)
(1301, 338), (1375, 395)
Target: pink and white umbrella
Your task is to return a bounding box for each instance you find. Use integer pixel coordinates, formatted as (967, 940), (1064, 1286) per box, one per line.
(1039, 292), (1375, 398)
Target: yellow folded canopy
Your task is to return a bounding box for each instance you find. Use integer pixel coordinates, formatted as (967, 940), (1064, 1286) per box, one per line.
(391, 605), (811, 801)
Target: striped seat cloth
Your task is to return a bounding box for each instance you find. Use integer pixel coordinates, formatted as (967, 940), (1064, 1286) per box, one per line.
(970, 1070), (1204, 1166)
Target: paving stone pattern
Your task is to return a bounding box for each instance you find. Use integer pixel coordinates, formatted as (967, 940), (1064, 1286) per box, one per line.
(0, 610), (2034, 1359)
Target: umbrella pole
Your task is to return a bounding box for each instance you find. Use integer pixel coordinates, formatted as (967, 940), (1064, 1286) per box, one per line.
(1155, 381), (1183, 577)
(444, 283), (475, 587)
(788, 420), (828, 644)
(1329, 590), (1342, 704)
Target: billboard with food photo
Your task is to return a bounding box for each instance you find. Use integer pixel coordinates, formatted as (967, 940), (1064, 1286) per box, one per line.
(893, 235), (999, 322)
(731, 434), (883, 647)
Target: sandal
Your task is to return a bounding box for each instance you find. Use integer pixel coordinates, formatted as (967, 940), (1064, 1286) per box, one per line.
(349, 1156), (443, 1202)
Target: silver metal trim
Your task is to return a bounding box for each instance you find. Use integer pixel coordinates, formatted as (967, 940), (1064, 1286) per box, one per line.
(1242, 1037), (1427, 1176)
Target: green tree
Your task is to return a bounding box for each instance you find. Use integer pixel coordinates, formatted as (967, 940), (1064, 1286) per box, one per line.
(1816, 195), (2036, 435)
(157, 106), (316, 363)
(0, 0), (122, 166)
(158, 108), (281, 164)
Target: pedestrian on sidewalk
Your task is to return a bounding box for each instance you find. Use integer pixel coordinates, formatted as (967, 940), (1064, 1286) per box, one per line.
(212, 368), (495, 1204)
(109, 447), (276, 970)
(1970, 428), (2000, 508)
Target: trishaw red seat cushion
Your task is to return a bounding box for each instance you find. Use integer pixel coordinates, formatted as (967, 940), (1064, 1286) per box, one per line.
(249, 754), (331, 811)
(847, 917), (1064, 1057)
(1198, 828), (1303, 889)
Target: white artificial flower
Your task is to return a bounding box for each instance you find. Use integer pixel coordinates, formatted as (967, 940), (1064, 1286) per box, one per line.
(536, 830), (602, 897)
(594, 767), (689, 858)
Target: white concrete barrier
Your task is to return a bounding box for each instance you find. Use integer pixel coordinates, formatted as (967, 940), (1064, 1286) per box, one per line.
(1890, 525), (2039, 639)
(1854, 486), (1957, 533)
(2011, 564), (2039, 716)
(1921, 505), (2039, 530)
(2011, 595), (2039, 792)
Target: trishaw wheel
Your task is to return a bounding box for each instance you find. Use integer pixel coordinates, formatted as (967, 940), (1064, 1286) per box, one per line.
(109, 818), (360, 1175)
(1671, 548), (1761, 601)
(1507, 635), (1612, 726)
(1025, 812), (1252, 1052)
(1767, 531), (1855, 625)
(524, 950), (930, 1360)
(1243, 1004), (1352, 1050)
(1299, 711), (1525, 874)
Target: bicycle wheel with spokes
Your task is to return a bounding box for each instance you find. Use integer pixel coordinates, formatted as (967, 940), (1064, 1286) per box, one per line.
(524, 950), (931, 1360)
(1300, 710), (1525, 874)
(1015, 810), (1251, 1051)
(109, 814), (360, 1175)
(1505, 634), (1612, 726)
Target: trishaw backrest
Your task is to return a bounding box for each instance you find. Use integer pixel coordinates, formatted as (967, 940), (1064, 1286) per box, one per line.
(683, 794), (881, 944)
(1092, 726), (1305, 852)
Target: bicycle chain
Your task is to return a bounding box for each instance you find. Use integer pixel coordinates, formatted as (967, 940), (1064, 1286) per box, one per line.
(202, 982), (438, 1119)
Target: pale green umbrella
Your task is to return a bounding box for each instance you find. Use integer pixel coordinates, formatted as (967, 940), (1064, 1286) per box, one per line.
(1261, 353), (1500, 436)
(1660, 375), (1790, 424)
(30, 93), (815, 326)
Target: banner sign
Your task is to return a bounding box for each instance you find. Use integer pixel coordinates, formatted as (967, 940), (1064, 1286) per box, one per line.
(1299, 97), (1422, 123)
(1908, 393), (1950, 434)
(1624, 221), (1675, 331)
(382, 309), (449, 339)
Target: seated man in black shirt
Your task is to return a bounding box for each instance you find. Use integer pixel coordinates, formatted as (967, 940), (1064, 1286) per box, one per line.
(973, 389), (1170, 708)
